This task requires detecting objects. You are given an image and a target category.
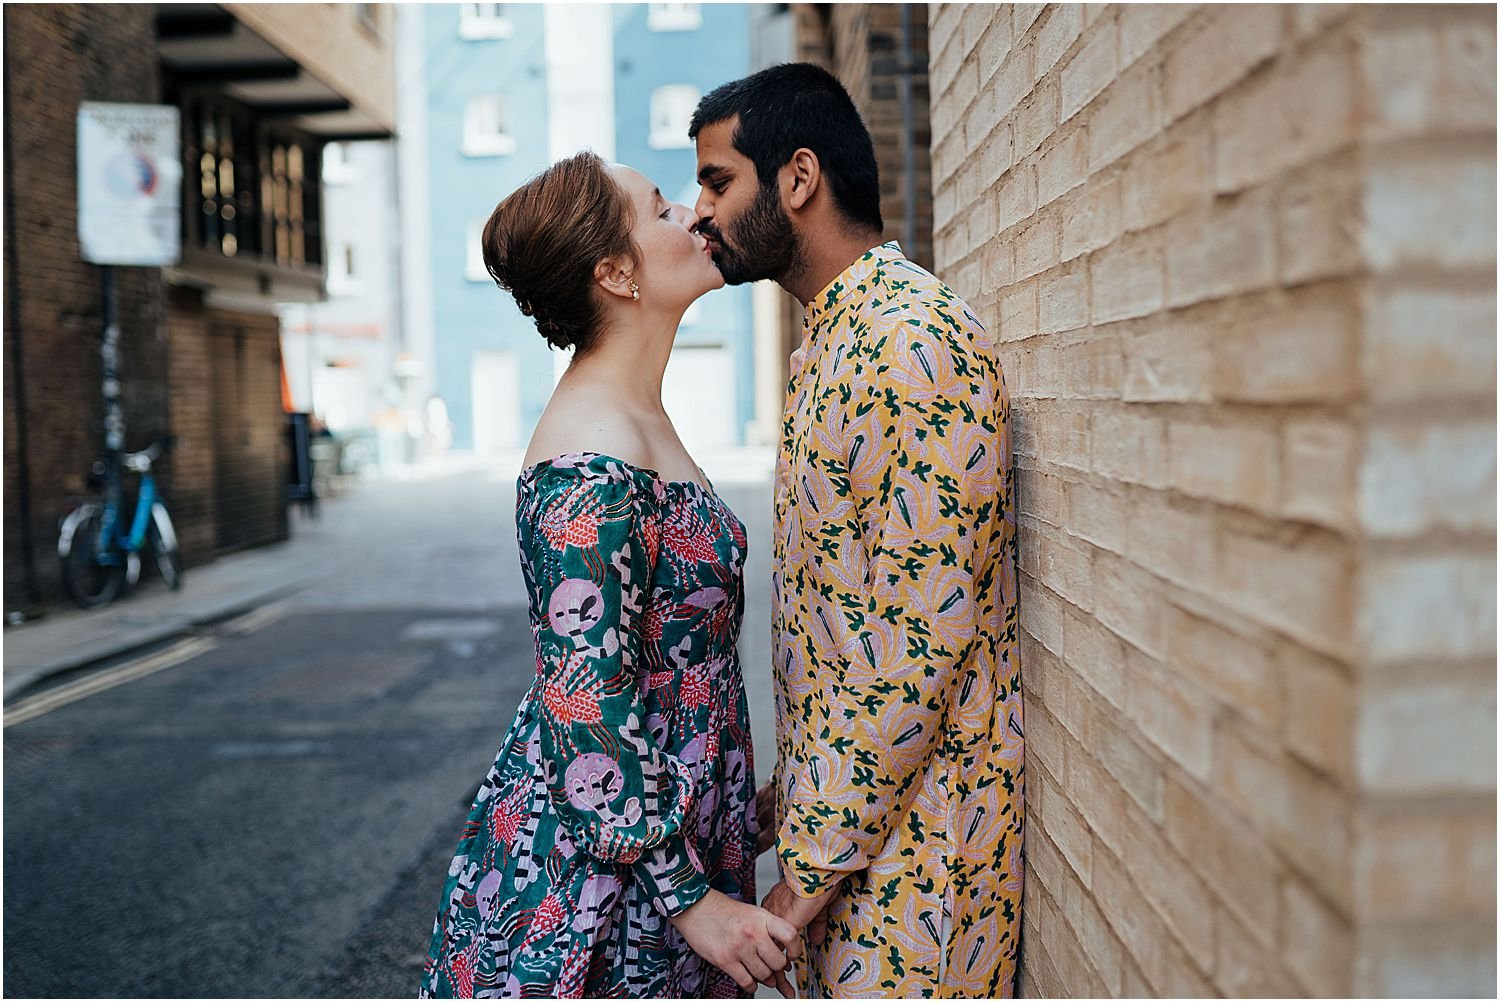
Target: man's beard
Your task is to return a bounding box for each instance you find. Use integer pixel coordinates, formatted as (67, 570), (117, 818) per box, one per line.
(701, 181), (803, 286)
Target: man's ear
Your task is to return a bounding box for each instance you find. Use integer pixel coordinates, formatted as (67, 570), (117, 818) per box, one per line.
(594, 254), (637, 301)
(784, 149), (820, 212)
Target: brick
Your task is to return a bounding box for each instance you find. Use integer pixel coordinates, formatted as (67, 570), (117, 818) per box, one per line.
(1013, 77), (1059, 160)
(982, 234), (1016, 293)
(1062, 875), (1126, 997)
(1217, 722), (1355, 910)
(1126, 490), (1216, 593)
(1362, 284), (1497, 405)
(1012, 4), (1045, 39)
(1088, 228), (1161, 322)
(1033, 4), (1084, 83)
(1119, 3), (1197, 70)
(1091, 703), (1164, 821)
(1089, 405), (1168, 489)
(992, 40), (1034, 121)
(1090, 845), (1184, 995)
(1037, 267), (1087, 335)
(1059, 19), (1115, 121)
(1280, 643), (1354, 784)
(1025, 696), (1067, 780)
(1064, 478), (1127, 554)
(1165, 189), (1276, 307)
(976, 14), (1015, 86)
(1126, 647), (1213, 780)
(1013, 340), (1061, 399)
(1166, 603), (1279, 730)
(996, 163), (1038, 232)
(1035, 401), (1091, 472)
(1015, 214), (1060, 280)
(1216, 903), (1295, 997)
(998, 278), (1038, 342)
(1058, 329), (1122, 400)
(1040, 781), (1095, 885)
(1162, 774), (1281, 933)
(1023, 797), (1068, 899)
(1062, 606), (1125, 708)
(1355, 809), (1496, 920)
(1122, 123), (1213, 232)
(1354, 920), (1498, 998)
(1167, 419), (1280, 514)
(977, 123), (1015, 188)
(1359, 419), (1496, 539)
(1016, 459), (1067, 527)
(1121, 313), (1213, 403)
(1281, 876), (1353, 996)
(1214, 294), (1358, 403)
(1281, 418), (1358, 534)
(1091, 548), (1167, 655)
(1357, 677), (1497, 794)
(1213, 38), (1356, 193)
(1037, 523), (1093, 611)
(1362, 147), (1497, 271)
(1086, 61), (1162, 172)
(1062, 738), (1132, 855)
(1277, 156), (1362, 283)
(1036, 126), (1087, 206)
(1061, 172), (1124, 262)
(1217, 528), (1354, 658)
(1020, 571), (1066, 655)
(1164, 4), (1281, 122)
(1359, 17), (1498, 141)
(1357, 553), (1496, 664)
(1116, 804), (1218, 971)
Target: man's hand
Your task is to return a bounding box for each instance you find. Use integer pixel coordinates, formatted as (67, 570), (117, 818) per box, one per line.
(761, 879), (841, 948)
(754, 781), (777, 856)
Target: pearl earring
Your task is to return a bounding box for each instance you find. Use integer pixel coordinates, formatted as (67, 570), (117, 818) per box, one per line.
(630, 281), (640, 301)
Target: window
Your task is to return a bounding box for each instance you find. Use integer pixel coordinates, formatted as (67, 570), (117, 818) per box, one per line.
(649, 84), (699, 150)
(466, 217), (489, 282)
(322, 142), (360, 185)
(460, 3), (513, 40)
(463, 95), (517, 157)
(648, 3), (701, 31)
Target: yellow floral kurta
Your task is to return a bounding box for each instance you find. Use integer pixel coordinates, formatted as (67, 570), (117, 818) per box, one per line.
(771, 243), (1023, 998)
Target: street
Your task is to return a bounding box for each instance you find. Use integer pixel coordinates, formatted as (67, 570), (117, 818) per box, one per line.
(3, 457), (778, 997)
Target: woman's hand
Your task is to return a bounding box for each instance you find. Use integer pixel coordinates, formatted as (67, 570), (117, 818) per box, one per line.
(754, 781), (777, 856)
(670, 889), (803, 996)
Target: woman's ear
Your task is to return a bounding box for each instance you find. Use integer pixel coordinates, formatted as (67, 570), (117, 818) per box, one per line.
(594, 255), (637, 301)
(785, 149), (820, 212)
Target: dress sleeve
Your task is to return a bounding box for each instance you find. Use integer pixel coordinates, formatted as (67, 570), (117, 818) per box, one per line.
(777, 316), (984, 898)
(526, 470), (710, 916)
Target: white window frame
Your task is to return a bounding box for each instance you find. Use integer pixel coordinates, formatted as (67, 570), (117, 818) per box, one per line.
(648, 84), (699, 150)
(648, 3), (701, 32)
(462, 94), (518, 157)
(460, 3), (514, 40)
(466, 217), (490, 282)
(322, 141), (360, 185)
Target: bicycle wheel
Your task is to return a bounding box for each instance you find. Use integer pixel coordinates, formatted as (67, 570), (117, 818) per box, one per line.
(59, 503), (124, 608)
(148, 501), (183, 591)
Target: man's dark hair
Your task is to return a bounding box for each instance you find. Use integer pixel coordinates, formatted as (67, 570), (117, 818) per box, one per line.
(690, 63), (883, 233)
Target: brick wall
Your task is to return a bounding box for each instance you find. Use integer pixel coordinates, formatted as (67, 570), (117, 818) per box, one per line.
(929, 4), (1495, 996)
(2, 4), (168, 611)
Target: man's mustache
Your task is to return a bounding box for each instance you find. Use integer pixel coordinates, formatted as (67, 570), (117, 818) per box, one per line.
(697, 221), (725, 245)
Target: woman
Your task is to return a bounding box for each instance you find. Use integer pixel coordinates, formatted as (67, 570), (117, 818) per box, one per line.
(420, 152), (798, 999)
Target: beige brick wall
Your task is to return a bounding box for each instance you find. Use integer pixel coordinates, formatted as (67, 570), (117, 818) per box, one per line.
(929, 4), (1496, 996)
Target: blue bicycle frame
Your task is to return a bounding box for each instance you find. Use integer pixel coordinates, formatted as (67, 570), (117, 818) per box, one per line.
(94, 470), (157, 567)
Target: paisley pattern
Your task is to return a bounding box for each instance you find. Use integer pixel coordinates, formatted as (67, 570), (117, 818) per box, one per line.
(421, 453), (756, 998)
(771, 243), (1023, 998)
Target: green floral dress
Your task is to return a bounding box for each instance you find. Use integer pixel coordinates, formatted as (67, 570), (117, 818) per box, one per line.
(421, 453), (757, 998)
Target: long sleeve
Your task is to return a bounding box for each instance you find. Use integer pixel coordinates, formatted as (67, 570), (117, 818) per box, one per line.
(777, 314), (985, 898)
(525, 471), (710, 916)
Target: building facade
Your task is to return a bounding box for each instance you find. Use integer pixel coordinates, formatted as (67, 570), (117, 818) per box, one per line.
(3, 3), (396, 613)
(398, 2), (770, 458)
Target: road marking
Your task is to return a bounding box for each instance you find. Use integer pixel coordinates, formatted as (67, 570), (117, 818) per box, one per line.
(4, 637), (219, 728)
(221, 601), (292, 636)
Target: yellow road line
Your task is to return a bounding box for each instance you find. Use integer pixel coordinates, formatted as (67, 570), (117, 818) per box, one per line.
(4, 636), (219, 728)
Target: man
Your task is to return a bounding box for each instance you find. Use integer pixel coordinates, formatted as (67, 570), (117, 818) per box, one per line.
(690, 64), (1023, 998)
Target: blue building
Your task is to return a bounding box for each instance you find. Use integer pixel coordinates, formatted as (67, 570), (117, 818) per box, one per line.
(399, 3), (766, 457)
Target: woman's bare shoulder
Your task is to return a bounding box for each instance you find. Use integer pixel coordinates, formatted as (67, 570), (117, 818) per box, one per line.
(522, 399), (653, 472)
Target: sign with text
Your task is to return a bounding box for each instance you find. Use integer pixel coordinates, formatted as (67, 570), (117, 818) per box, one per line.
(77, 102), (182, 266)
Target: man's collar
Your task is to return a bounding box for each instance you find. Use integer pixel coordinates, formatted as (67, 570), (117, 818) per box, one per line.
(801, 241), (905, 335)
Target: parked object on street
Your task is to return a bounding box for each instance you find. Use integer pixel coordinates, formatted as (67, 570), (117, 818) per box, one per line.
(57, 438), (182, 608)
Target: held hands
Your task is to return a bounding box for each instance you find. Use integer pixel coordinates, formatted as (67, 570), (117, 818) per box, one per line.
(670, 888), (803, 997)
(760, 879), (842, 950)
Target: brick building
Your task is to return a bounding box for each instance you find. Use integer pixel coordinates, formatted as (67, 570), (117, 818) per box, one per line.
(3, 3), (395, 613)
(803, 3), (1496, 996)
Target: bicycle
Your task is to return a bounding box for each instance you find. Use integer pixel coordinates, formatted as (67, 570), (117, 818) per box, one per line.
(57, 438), (183, 608)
